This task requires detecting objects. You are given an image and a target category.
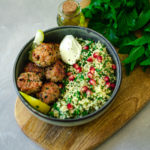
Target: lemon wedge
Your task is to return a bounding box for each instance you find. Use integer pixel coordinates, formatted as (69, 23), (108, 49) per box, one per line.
(20, 91), (50, 114)
(29, 30), (44, 61)
(33, 29), (44, 46)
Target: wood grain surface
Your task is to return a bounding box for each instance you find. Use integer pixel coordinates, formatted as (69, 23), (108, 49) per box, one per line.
(15, 52), (150, 150)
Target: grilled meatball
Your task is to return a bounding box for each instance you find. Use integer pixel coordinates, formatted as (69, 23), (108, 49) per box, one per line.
(31, 43), (60, 67)
(24, 62), (44, 78)
(45, 60), (65, 82)
(17, 72), (42, 94)
(36, 82), (60, 104)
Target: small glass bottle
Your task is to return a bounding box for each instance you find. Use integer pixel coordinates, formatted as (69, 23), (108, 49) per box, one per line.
(57, 0), (87, 27)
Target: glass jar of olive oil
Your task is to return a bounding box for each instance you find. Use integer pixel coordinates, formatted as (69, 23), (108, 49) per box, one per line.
(57, 0), (87, 27)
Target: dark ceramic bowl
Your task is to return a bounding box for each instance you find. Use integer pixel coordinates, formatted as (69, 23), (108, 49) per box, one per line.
(13, 26), (122, 126)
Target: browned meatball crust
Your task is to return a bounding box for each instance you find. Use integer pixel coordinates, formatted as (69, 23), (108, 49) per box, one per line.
(45, 60), (65, 82)
(31, 43), (60, 67)
(24, 62), (44, 78)
(36, 82), (60, 104)
(17, 72), (42, 94)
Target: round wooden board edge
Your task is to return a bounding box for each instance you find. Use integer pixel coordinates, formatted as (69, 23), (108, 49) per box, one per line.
(14, 97), (150, 150)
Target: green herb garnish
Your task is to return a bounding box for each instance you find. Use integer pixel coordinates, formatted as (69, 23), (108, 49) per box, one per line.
(83, 0), (150, 74)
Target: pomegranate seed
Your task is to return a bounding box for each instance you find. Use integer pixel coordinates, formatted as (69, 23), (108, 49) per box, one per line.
(67, 72), (72, 76)
(69, 75), (75, 81)
(106, 82), (110, 88)
(58, 84), (63, 89)
(104, 76), (109, 82)
(97, 56), (102, 62)
(87, 72), (93, 78)
(93, 52), (99, 58)
(86, 89), (92, 96)
(83, 45), (89, 50)
(67, 103), (73, 110)
(110, 83), (116, 89)
(112, 64), (116, 70)
(76, 67), (82, 73)
(73, 63), (79, 69)
(87, 56), (93, 62)
(81, 86), (88, 93)
(89, 79), (96, 85)
(90, 66), (95, 74)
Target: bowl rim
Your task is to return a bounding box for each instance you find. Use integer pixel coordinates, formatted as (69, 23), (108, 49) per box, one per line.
(13, 26), (122, 122)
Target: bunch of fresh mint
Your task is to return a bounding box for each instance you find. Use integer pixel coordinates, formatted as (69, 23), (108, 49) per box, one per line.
(82, 0), (150, 74)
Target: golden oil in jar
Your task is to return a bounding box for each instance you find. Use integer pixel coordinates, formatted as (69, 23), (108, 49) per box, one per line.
(57, 0), (87, 27)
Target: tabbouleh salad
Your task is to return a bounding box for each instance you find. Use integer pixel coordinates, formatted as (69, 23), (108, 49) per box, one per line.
(49, 38), (116, 119)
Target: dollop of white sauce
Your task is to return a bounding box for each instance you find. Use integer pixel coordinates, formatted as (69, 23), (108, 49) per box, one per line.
(59, 35), (82, 65)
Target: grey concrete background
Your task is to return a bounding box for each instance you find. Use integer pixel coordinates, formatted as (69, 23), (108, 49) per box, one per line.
(0, 0), (150, 149)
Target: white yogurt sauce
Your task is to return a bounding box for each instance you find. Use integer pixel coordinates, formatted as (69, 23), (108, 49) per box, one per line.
(59, 35), (82, 65)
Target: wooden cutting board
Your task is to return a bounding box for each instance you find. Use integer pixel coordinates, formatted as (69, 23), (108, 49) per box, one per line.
(15, 52), (150, 150)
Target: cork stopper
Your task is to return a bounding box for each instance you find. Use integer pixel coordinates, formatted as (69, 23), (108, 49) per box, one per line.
(62, 0), (78, 15)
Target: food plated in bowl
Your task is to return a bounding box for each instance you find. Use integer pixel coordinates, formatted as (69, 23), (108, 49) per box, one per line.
(13, 26), (122, 126)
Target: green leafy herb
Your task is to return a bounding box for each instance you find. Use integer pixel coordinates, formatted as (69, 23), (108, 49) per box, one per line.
(66, 98), (72, 103)
(48, 111), (54, 117)
(83, 0), (150, 74)
(82, 110), (88, 116)
(60, 88), (65, 94)
(133, 10), (150, 31)
(123, 36), (148, 47)
(145, 24), (150, 32)
(140, 58), (150, 66)
(122, 46), (145, 64)
(130, 61), (136, 71)
(83, 92), (87, 98)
